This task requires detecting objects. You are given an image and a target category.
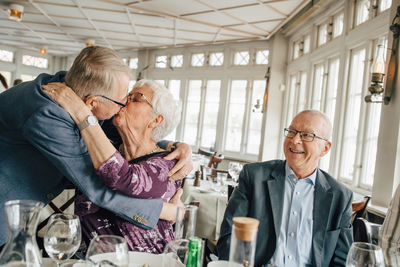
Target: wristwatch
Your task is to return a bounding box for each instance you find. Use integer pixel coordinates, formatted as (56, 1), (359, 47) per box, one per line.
(171, 141), (179, 152)
(77, 115), (98, 131)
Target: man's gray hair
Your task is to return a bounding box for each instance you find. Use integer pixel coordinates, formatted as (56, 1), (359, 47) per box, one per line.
(296, 109), (333, 139)
(65, 46), (132, 98)
(133, 80), (181, 141)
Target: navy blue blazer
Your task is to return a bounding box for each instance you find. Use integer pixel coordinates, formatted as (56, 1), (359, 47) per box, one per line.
(217, 160), (353, 267)
(0, 72), (163, 245)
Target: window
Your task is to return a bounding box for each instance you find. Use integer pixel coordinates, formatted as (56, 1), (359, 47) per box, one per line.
(209, 52), (224, 66)
(379, 0), (392, 12)
(171, 55), (183, 68)
(155, 55), (167, 68)
(355, 0), (370, 26)
(183, 80), (202, 145)
(22, 55), (48, 69)
(247, 80), (266, 154)
(256, 50), (269, 65)
(0, 50), (13, 62)
(234, 51), (250, 65)
(311, 64), (325, 110)
(333, 13), (344, 38)
(129, 58), (138, 69)
(225, 80), (247, 152)
(165, 80), (181, 141)
(340, 48), (366, 182)
(303, 35), (311, 54)
(293, 42), (301, 59)
(0, 71), (11, 87)
(318, 24), (328, 46)
(287, 74), (297, 123)
(297, 72), (308, 112)
(21, 74), (36, 82)
(201, 80), (221, 149)
(191, 53), (205, 67)
(155, 80), (165, 86)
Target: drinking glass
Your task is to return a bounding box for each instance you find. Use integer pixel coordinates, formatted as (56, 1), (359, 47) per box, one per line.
(44, 214), (82, 267)
(86, 235), (129, 267)
(162, 239), (189, 267)
(228, 162), (243, 183)
(174, 205), (198, 240)
(346, 242), (385, 267)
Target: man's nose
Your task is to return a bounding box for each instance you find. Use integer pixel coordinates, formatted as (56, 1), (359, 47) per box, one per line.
(292, 132), (302, 143)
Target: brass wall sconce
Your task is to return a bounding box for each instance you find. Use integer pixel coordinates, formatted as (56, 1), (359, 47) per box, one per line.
(9, 4), (23, 21)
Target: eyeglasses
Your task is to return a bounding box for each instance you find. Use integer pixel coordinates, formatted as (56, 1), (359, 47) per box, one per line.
(86, 95), (127, 107)
(284, 128), (328, 142)
(126, 92), (154, 110)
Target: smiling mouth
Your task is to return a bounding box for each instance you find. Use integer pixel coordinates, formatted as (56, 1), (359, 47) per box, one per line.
(289, 147), (305, 154)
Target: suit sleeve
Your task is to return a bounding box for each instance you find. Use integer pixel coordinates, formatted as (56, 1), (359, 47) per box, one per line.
(330, 191), (353, 266)
(22, 106), (163, 230)
(217, 165), (251, 260)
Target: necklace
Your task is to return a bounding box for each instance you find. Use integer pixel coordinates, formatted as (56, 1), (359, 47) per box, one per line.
(151, 145), (160, 154)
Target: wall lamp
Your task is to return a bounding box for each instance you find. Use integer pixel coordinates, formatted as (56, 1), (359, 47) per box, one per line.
(365, 5), (400, 104)
(9, 4), (23, 21)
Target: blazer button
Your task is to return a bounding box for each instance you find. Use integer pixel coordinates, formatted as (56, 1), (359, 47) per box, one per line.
(47, 193), (54, 200)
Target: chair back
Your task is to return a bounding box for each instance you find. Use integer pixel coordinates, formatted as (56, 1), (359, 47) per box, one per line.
(351, 196), (371, 223)
(198, 148), (214, 157)
(353, 217), (381, 245)
(208, 152), (224, 169)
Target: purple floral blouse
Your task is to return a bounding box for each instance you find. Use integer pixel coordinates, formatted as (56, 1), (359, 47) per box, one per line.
(75, 151), (181, 254)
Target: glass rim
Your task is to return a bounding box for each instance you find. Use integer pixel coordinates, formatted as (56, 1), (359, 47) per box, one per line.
(5, 199), (44, 209)
(181, 204), (198, 211)
(351, 242), (382, 251)
(49, 213), (79, 220)
(91, 234), (127, 242)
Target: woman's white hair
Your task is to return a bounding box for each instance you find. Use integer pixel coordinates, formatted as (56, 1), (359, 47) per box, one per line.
(133, 80), (181, 141)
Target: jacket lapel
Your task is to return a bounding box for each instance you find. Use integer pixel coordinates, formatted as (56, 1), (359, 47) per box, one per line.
(267, 162), (286, 239)
(312, 169), (333, 267)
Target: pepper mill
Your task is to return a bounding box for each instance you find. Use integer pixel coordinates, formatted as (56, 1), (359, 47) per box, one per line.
(194, 170), (201, 187)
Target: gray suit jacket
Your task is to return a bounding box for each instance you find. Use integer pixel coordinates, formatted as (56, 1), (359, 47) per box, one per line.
(0, 72), (163, 245)
(217, 160), (353, 267)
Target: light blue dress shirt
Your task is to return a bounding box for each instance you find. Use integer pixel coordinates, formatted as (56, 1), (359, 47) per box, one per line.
(269, 163), (316, 267)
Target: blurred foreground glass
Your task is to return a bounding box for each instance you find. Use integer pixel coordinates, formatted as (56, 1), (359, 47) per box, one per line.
(0, 200), (44, 267)
(44, 214), (82, 267)
(228, 162), (243, 183)
(86, 235), (128, 267)
(346, 242), (385, 267)
(162, 239), (189, 267)
(207, 261), (242, 267)
(175, 205), (198, 240)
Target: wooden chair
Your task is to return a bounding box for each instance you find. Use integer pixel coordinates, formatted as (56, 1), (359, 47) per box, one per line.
(353, 217), (381, 245)
(208, 152), (224, 169)
(198, 148), (214, 157)
(351, 196), (371, 223)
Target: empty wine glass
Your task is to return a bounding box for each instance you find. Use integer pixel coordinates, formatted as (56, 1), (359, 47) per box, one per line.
(86, 235), (129, 267)
(346, 242), (385, 267)
(162, 239), (189, 267)
(228, 162), (243, 183)
(44, 214), (82, 267)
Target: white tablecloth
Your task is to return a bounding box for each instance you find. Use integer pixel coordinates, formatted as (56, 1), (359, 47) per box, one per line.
(181, 179), (228, 241)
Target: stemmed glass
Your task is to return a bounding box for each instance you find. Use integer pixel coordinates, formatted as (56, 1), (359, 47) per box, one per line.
(228, 162), (243, 183)
(346, 242), (385, 267)
(86, 235), (129, 267)
(43, 214), (82, 267)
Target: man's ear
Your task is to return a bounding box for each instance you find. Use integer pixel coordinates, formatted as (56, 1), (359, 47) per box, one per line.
(149, 114), (164, 129)
(320, 140), (332, 157)
(84, 96), (97, 110)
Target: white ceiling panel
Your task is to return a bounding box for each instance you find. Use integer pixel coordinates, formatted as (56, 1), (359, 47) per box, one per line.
(227, 5), (286, 22)
(269, 0), (305, 15)
(198, 0), (258, 10)
(131, 0), (208, 15)
(185, 12), (240, 26)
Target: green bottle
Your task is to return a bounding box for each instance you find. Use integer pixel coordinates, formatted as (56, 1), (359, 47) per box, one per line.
(186, 237), (203, 267)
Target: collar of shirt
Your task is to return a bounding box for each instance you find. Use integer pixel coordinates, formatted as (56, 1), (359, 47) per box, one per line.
(285, 162), (317, 187)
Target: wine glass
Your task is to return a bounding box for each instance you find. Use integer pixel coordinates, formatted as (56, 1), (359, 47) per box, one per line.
(44, 214), (82, 267)
(228, 162), (243, 183)
(162, 239), (189, 267)
(86, 235), (129, 267)
(346, 242), (385, 267)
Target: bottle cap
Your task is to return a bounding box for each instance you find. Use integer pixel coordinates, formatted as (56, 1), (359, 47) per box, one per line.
(233, 217), (259, 242)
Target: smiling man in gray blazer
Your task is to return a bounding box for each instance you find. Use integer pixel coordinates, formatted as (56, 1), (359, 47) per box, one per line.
(217, 110), (353, 267)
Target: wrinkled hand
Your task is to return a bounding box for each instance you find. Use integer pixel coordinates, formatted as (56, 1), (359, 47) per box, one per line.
(164, 142), (193, 181)
(42, 82), (88, 118)
(162, 188), (184, 224)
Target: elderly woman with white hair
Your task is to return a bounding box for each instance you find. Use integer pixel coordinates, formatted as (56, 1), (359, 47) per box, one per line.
(43, 79), (182, 254)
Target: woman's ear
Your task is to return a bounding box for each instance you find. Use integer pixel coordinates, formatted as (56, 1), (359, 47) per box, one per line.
(149, 114), (164, 129)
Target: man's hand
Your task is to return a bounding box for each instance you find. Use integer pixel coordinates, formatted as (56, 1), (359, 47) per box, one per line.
(160, 188), (184, 223)
(164, 142), (193, 181)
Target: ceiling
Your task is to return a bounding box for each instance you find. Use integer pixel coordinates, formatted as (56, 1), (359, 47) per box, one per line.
(0, 0), (310, 56)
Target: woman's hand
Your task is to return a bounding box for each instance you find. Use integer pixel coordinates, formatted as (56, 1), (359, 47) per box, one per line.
(42, 82), (91, 123)
(163, 142), (193, 181)
(160, 188), (184, 223)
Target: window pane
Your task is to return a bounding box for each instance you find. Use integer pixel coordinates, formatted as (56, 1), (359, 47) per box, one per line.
(155, 80), (165, 86)
(318, 24), (328, 46)
(297, 72), (307, 112)
(21, 74), (36, 82)
(356, 0), (370, 26)
(155, 55), (167, 68)
(129, 58), (138, 69)
(380, 0), (392, 12)
(22, 55), (48, 69)
(209, 52), (224, 66)
(287, 75), (297, 122)
(164, 80), (181, 141)
(256, 50), (269, 65)
(191, 53), (205, 67)
(183, 80), (202, 145)
(234, 51), (250, 65)
(247, 80), (266, 154)
(0, 50), (13, 62)
(201, 80), (221, 150)
(333, 13), (344, 38)
(0, 71), (11, 88)
(303, 35), (311, 54)
(225, 80), (247, 152)
(293, 42), (300, 59)
(171, 55), (183, 68)
(312, 64), (325, 110)
(340, 48), (366, 180)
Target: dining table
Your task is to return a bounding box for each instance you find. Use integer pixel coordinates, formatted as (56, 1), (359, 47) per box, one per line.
(181, 178), (229, 241)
